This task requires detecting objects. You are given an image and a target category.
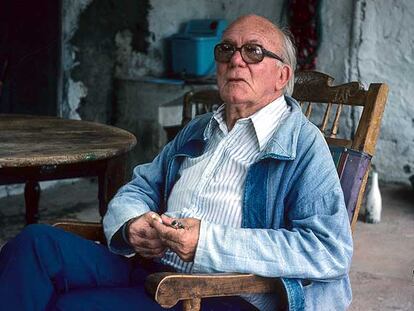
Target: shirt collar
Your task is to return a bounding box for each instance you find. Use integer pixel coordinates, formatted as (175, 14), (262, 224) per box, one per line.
(250, 95), (289, 151)
(203, 95), (289, 151)
(203, 104), (226, 140)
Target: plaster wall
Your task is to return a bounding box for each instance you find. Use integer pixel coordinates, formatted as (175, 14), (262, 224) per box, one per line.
(62, 0), (284, 123)
(145, 0), (284, 72)
(112, 0), (287, 168)
(350, 0), (414, 184)
(1, 0), (285, 198)
(317, 0), (354, 84)
(2, 0), (412, 200)
(62, 0), (414, 185)
(312, 0), (355, 141)
(115, 0), (285, 81)
(307, 0), (414, 185)
(61, 0), (93, 120)
(62, 0), (414, 188)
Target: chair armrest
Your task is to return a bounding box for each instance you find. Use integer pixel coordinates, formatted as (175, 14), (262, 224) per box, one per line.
(145, 272), (287, 309)
(53, 221), (106, 244)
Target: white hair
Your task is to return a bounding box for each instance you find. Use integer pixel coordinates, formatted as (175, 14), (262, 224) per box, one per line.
(279, 28), (297, 96)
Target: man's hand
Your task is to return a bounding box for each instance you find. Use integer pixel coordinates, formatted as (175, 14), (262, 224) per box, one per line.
(127, 212), (167, 259)
(153, 215), (201, 262)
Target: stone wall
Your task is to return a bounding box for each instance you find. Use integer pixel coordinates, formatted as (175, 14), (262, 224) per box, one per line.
(61, 0), (284, 123)
(61, 0), (151, 123)
(288, 0), (414, 185)
(61, 0), (93, 120)
(63, 0), (287, 168)
(351, 0), (414, 184)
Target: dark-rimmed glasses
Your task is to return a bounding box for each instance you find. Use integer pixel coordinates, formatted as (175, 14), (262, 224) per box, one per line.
(214, 42), (285, 64)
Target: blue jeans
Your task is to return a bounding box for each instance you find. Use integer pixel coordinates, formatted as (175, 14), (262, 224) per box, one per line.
(0, 224), (256, 310)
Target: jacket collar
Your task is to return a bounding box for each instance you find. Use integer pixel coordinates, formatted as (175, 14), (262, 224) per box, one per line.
(259, 96), (302, 161)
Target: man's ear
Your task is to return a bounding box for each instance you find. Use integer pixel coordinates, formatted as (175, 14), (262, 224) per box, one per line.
(275, 65), (292, 92)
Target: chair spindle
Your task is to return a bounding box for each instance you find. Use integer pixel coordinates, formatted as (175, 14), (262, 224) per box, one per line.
(320, 102), (332, 133)
(305, 102), (312, 118)
(330, 103), (343, 137)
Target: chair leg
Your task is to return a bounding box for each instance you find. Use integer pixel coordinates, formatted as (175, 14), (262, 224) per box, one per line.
(182, 298), (201, 311)
(24, 180), (40, 224)
(98, 154), (127, 217)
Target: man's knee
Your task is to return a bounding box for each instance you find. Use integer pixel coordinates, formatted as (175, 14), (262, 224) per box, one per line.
(19, 224), (56, 240)
(0, 224), (60, 269)
(9, 224), (60, 251)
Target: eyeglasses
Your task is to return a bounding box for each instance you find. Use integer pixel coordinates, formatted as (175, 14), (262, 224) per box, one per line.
(214, 42), (285, 64)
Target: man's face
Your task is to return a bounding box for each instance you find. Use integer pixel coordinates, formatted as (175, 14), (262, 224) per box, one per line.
(216, 18), (286, 108)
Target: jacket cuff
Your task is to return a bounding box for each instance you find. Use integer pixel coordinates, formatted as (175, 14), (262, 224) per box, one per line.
(109, 221), (135, 255)
(192, 220), (221, 273)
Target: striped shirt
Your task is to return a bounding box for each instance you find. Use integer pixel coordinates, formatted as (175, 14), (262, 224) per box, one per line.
(160, 95), (290, 273)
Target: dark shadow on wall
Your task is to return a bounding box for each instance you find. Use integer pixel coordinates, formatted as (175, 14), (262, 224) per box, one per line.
(70, 0), (151, 124)
(0, 0), (60, 116)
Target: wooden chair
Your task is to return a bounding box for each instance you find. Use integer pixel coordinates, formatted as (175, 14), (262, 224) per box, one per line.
(292, 71), (388, 230)
(181, 89), (223, 127)
(54, 71), (388, 310)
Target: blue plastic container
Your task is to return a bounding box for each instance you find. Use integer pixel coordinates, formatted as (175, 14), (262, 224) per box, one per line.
(170, 19), (227, 77)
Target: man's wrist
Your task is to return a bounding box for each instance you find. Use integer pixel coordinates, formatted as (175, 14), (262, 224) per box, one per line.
(121, 217), (140, 246)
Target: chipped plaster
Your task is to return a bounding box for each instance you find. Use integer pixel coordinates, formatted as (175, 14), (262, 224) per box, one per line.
(356, 0), (414, 184)
(61, 0), (93, 120)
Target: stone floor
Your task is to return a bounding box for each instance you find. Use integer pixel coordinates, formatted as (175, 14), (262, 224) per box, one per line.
(0, 178), (413, 310)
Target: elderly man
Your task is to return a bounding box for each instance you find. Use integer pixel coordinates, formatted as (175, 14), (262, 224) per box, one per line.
(0, 15), (352, 310)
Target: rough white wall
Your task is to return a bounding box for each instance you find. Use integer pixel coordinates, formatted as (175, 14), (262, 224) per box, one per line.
(115, 0), (414, 185)
(317, 0), (354, 83)
(315, 0), (413, 185)
(314, 0), (355, 139)
(61, 0), (93, 120)
(66, 0), (285, 118)
(2, 0), (411, 200)
(148, 0), (284, 50)
(353, 0), (414, 184)
(62, 0), (286, 122)
(113, 0), (286, 168)
(115, 0), (284, 79)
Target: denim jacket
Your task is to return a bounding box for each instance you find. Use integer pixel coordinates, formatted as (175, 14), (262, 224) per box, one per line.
(103, 96), (353, 310)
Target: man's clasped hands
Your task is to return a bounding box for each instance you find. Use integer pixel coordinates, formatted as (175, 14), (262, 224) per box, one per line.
(126, 212), (201, 262)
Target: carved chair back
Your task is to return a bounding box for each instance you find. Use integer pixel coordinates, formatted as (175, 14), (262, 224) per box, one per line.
(292, 71), (388, 230)
(292, 71), (388, 155)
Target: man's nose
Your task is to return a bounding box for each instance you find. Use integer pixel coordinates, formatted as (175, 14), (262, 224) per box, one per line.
(229, 50), (246, 66)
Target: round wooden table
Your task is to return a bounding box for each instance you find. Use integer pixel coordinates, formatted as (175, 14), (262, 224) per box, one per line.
(0, 114), (137, 224)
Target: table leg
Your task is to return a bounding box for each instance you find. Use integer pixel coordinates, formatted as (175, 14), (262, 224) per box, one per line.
(24, 180), (40, 224)
(98, 154), (128, 217)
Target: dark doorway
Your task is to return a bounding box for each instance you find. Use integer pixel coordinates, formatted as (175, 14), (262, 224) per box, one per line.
(0, 0), (60, 116)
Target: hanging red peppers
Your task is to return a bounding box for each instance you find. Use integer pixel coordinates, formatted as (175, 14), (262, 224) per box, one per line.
(287, 0), (320, 70)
